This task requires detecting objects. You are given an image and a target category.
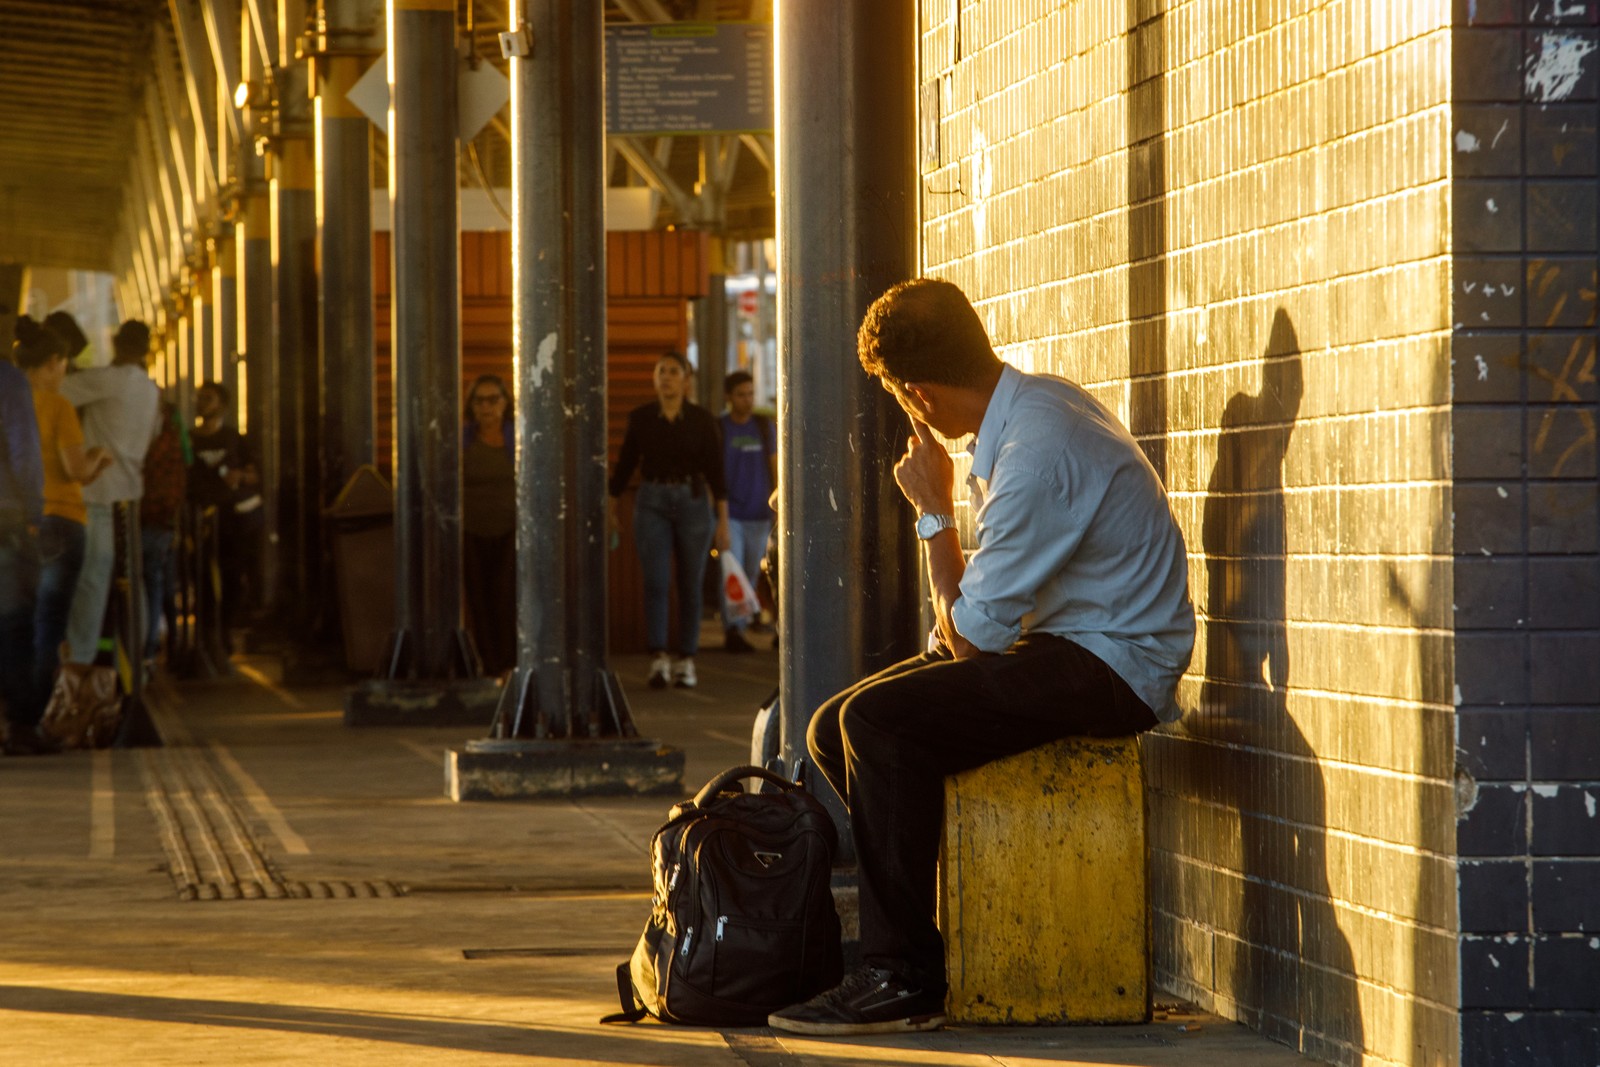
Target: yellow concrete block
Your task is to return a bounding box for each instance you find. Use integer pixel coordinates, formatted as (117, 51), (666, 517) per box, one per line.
(939, 735), (1148, 1025)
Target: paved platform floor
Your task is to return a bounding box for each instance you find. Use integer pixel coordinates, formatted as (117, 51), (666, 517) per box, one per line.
(0, 638), (1317, 1066)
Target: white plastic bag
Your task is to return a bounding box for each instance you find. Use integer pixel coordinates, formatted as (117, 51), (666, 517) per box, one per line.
(720, 551), (759, 627)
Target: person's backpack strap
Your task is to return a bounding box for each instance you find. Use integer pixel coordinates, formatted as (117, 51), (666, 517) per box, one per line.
(599, 962), (649, 1024)
(754, 413), (772, 461)
(692, 765), (799, 807)
(755, 413), (776, 492)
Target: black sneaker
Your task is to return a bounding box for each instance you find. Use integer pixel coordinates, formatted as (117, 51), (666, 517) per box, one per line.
(724, 627), (755, 653)
(767, 965), (946, 1036)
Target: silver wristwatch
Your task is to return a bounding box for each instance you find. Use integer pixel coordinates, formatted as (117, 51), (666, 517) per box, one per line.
(915, 512), (956, 540)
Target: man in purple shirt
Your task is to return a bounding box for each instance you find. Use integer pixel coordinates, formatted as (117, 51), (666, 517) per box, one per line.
(718, 370), (776, 652)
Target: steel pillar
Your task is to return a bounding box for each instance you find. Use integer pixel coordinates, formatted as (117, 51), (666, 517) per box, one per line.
(238, 0), (279, 605)
(271, 134), (318, 614)
(491, 0), (621, 738)
(775, 1), (922, 846)
(196, 270), (217, 384)
(447, 0), (680, 798)
(272, 0), (321, 622)
(314, 0), (378, 495)
(379, 0), (472, 681)
(0, 264), (22, 348)
(213, 233), (238, 403)
(696, 239), (728, 409)
(238, 184), (274, 606)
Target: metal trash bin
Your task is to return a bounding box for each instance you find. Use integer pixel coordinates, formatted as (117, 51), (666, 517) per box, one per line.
(326, 466), (394, 674)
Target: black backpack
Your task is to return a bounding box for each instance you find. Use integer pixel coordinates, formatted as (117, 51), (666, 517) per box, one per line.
(603, 765), (843, 1026)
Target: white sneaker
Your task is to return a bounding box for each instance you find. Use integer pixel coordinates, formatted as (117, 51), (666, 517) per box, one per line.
(672, 657), (697, 688)
(647, 652), (672, 689)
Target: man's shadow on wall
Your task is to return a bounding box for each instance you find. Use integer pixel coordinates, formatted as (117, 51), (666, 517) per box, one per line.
(1196, 309), (1363, 1063)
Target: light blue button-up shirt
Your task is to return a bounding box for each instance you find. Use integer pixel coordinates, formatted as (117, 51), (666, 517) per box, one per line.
(949, 365), (1195, 721)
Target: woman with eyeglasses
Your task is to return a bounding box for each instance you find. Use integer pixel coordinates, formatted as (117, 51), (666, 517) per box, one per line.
(462, 373), (517, 675)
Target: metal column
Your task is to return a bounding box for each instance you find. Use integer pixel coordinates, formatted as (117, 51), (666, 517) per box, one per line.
(273, 0), (320, 621)
(496, 0), (622, 738)
(200, 0), (244, 412)
(194, 268), (215, 389)
(237, 181), (274, 588)
(775, 1), (922, 844)
(381, 0), (471, 680)
(446, 0), (680, 798)
(214, 233), (238, 402)
(313, 0), (378, 494)
(239, 0), (279, 606)
(696, 237), (728, 409)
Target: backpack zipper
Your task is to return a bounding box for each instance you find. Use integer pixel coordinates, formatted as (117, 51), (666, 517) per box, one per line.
(715, 915), (727, 941)
(679, 926), (693, 958)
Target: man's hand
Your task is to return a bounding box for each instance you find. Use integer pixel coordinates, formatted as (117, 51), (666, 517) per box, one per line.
(893, 419), (955, 516)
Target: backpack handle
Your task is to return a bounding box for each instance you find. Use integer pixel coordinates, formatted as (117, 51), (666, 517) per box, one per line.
(692, 765), (799, 806)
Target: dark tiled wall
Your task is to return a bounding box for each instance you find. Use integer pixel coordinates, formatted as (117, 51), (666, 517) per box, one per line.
(1452, 1), (1600, 1063)
(922, 2), (1460, 1063)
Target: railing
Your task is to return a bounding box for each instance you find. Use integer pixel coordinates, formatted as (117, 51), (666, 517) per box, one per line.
(161, 501), (230, 679)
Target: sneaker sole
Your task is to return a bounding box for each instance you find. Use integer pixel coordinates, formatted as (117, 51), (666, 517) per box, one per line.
(766, 1013), (946, 1036)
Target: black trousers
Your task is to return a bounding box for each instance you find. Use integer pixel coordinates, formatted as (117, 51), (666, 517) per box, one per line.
(463, 530), (517, 675)
(806, 633), (1158, 992)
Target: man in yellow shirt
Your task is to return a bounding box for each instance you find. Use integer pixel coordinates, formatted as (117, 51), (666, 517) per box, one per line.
(9, 316), (109, 751)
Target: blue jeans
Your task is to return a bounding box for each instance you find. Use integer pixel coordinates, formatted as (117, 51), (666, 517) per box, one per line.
(34, 514), (86, 703)
(721, 516), (772, 631)
(633, 482), (715, 657)
(0, 517), (40, 729)
(65, 503), (115, 664)
(141, 525), (175, 660)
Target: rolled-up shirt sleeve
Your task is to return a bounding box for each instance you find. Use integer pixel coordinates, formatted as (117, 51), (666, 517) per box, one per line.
(950, 462), (1093, 653)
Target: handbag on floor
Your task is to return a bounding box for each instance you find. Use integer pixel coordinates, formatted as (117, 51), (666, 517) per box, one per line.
(603, 765), (843, 1026)
(39, 662), (124, 749)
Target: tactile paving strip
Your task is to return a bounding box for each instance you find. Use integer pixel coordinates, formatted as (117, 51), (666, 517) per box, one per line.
(138, 690), (403, 902)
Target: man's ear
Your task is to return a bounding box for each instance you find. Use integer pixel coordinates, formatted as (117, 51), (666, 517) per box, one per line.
(905, 382), (937, 415)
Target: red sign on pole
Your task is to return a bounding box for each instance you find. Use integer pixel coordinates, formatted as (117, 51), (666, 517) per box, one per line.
(737, 290), (760, 316)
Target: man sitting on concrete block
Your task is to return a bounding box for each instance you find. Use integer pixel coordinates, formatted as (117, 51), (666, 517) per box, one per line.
(768, 279), (1196, 1037)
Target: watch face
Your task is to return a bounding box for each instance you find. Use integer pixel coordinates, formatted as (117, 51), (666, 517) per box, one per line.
(917, 513), (950, 538)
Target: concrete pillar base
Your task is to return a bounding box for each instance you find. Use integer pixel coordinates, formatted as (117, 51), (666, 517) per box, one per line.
(446, 738), (685, 801)
(343, 678), (501, 727)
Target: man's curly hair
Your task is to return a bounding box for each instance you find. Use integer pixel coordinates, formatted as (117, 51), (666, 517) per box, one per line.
(857, 278), (1000, 388)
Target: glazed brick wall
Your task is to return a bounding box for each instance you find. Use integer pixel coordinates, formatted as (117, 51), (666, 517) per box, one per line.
(1450, 0), (1600, 1064)
(919, 2), (1458, 1065)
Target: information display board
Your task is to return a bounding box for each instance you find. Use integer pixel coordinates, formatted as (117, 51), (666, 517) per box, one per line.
(605, 22), (773, 135)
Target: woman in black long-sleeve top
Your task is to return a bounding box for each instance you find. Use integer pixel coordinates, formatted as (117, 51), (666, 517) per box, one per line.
(607, 350), (730, 689)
